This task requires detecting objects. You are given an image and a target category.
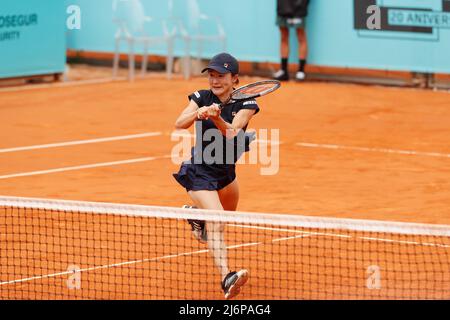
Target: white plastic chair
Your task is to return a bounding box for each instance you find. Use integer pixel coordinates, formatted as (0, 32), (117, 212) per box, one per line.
(112, 0), (176, 81)
(170, 0), (227, 79)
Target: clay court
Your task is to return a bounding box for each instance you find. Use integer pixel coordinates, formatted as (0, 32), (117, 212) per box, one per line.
(1, 76), (450, 223)
(1, 73), (450, 299)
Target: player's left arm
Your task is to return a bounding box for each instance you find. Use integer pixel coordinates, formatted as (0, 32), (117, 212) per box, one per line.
(209, 105), (256, 139)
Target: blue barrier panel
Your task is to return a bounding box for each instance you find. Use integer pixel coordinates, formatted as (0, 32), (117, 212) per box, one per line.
(66, 0), (450, 74)
(0, 0), (66, 79)
(313, 0), (450, 73)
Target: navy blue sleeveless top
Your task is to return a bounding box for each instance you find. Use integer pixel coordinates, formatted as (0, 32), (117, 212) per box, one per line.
(188, 89), (259, 168)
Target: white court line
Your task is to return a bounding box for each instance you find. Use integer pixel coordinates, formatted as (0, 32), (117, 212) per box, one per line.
(0, 77), (127, 93)
(1, 223), (448, 287)
(170, 133), (281, 145)
(227, 242), (261, 249)
(229, 224), (350, 239)
(174, 136), (445, 157)
(0, 132), (162, 154)
(230, 223), (448, 247)
(0, 248), (208, 286)
(296, 142), (450, 159)
(228, 224), (307, 234)
(0, 155), (171, 180)
(360, 237), (450, 248)
(0, 233), (293, 286)
(272, 234), (310, 242)
(170, 132), (195, 138)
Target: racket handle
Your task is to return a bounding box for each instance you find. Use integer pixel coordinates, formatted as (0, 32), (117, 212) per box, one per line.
(185, 103), (226, 119)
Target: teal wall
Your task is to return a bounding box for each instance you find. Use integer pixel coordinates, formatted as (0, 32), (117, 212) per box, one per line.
(66, 0), (281, 62)
(66, 0), (450, 73)
(0, 0), (66, 79)
(2, 1), (449, 78)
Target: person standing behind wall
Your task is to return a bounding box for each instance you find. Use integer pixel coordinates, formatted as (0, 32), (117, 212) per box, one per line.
(273, 0), (310, 82)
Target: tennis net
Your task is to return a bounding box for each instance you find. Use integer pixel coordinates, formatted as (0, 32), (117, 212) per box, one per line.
(1, 196), (449, 300)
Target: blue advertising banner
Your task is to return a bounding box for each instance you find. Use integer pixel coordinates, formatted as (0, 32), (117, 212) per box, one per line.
(0, 0), (66, 79)
(312, 0), (450, 73)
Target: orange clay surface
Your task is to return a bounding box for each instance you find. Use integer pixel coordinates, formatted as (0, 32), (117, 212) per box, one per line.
(0, 75), (449, 299)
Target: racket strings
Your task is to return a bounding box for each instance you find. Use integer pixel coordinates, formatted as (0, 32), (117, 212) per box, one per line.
(240, 85), (274, 95)
(231, 81), (280, 100)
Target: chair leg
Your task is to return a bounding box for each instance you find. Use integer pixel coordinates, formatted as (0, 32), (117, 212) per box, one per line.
(167, 38), (174, 80)
(197, 40), (203, 74)
(142, 43), (149, 77)
(184, 38), (191, 80)
(222, 37), (227, 52)
(128, 39), (135, 82)
(113, 38), (121, 78)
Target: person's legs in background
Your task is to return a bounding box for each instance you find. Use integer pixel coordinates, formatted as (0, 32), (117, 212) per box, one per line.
(274, 26), (290, 81)
(296, 27), (308, 81)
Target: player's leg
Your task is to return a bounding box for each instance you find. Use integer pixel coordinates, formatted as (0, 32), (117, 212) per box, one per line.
(217, 179), (249, 299)
(296, 27), (308, 81)
(218, 178), (239, 211)
(188, 190), (229, 279)
(274, 26), (290, 81)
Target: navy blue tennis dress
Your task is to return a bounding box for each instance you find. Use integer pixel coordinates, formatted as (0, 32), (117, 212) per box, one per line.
(173, 90), (260, 191)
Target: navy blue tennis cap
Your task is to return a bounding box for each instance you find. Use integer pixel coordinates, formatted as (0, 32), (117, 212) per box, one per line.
(201, 53), (239, 74)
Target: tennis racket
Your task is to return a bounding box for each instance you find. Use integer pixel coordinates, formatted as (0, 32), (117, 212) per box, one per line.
(189, 80), (281, 118)
(219, 79), (281, 109)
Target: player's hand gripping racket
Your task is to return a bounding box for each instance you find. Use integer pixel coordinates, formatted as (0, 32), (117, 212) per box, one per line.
(192, 80), (281, 119)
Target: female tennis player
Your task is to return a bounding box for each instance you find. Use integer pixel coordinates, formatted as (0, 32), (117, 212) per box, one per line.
(173, 53), (259, 299)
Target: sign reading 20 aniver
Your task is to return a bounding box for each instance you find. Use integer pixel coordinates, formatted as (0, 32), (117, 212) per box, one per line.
(0, 14), (38, 42)
(354, 0), (450, 41)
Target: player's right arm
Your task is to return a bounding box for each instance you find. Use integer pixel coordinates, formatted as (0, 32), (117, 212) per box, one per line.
(175, 99), (200, 129)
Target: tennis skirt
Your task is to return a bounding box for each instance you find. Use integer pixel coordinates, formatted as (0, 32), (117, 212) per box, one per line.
(173, 161), (236, 192)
